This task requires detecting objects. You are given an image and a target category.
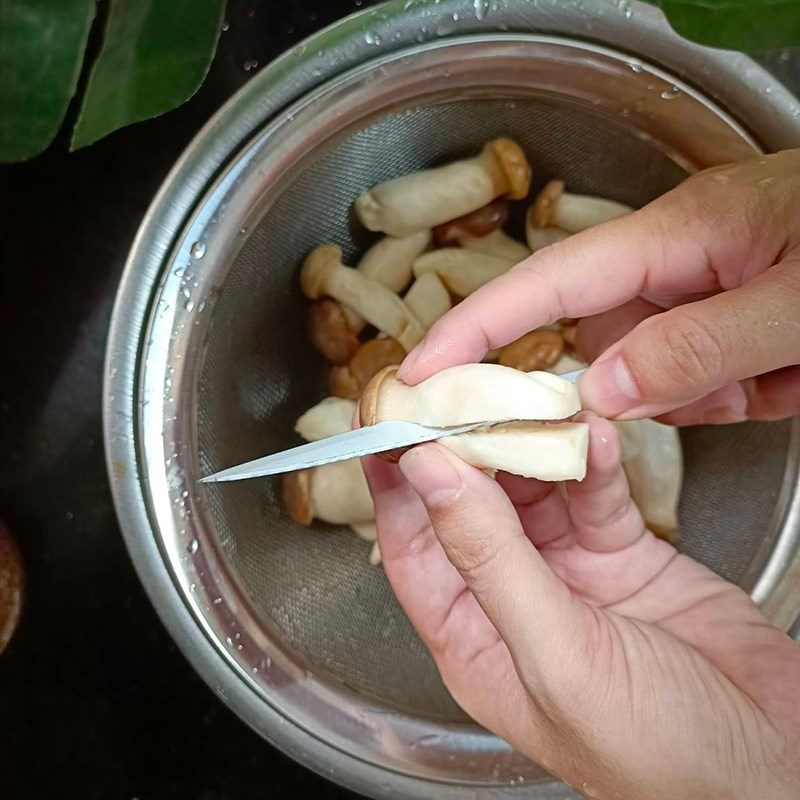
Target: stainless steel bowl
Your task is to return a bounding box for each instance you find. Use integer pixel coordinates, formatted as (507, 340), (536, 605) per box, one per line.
(104, 1), (800, 797)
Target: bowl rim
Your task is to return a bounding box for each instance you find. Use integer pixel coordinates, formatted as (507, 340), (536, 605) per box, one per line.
(104, 1), (800, 797)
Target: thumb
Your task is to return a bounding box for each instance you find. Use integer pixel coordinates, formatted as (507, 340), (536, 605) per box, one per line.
(398, 443), (588, 688)
(579, 258), (800, 419)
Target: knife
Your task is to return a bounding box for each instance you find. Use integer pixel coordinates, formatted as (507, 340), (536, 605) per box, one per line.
(199, 367), (586, 484)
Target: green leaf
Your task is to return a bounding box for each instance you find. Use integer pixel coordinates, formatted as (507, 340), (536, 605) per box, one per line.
(0, 0), (96, 162)
(70, 0), (225, 150)
(654, 0), (800, 49)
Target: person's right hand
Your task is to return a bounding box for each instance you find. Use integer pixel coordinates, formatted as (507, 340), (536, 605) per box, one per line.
(397, 149), (800, 425)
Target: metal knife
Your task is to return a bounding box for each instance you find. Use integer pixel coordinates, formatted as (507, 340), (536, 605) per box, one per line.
(199, 367), (585, 484)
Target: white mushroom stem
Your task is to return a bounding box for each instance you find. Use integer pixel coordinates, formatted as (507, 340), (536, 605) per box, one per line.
(351, 521), (377, 542)
(360, 364), (581, 427)
(525, 219), (571, 253)
(460, 229), (531, 263)
(343, 230), (432, 331)
(412, 248), (515, 296)
(284, 459), (374, 526)
(549, 352), (587, 376)
(354, 139), (532, 236)
(616, 419), (683, 542)
(301, 245), (426, 352)
(403, 272), (452, 329)
(532, 179), (633, 233)
(295, 397), (356, 442)
(441, 421), (588, 481)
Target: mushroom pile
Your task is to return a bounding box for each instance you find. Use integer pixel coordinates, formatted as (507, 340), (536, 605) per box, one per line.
(285, 141), (683, 564)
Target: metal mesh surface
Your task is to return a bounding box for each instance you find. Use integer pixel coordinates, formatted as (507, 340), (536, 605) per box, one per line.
(197, 97), (789, 720)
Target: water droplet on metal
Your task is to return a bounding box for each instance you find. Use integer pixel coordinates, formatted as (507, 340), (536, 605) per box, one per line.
(660, 86), (681, 100)
(221, 21), (229, 31)
(473, 0), (488, 20)
(188, 539), (199, 555)
(627, 61), (643, 73)
(189, 241), (206, 259)
(184, 299), (194, 312)
(213, 597), (223, 605)
(364, 31), (381, 44)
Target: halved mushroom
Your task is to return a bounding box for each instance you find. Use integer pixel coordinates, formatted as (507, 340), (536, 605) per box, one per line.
(307, 299), (361, 365)
(295, 397), (357, 441)
(342, 230), (433, 331)
(330, 337), (405, 400)
(531, 180), (633, 233)
(283, 458), (374, 526)
(403, 272), (452, 329)
(302, 244), (426, 352)
(616, 419), (683, 543)
(499, 329), (564, 372)
(354, 139), (532, 236)
(360, 364), (581, 428)
(432, 199), (509, 246)
(412, 248), (514, 297)
(441, 421), (588, 481)
(460, 229), (531, 263)
(525, 204), (571, 252)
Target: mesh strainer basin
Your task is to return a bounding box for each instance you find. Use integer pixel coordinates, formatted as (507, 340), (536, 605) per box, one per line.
(105, 2), (800, 798)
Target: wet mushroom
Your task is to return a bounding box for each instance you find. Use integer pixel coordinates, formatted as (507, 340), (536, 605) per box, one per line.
(532, 179), (633, 233)
(307, 299), (361, 365)
(460, 229), (531, 263)
(342, 230), (433, 332)
(432, 199), (509, 246)
(330, 338), (406, 400)
(354, 139), (532, 236)
(283, 459), (374, 526)
(402, 272), (452, 329)
(412, 248), (515, 296)
(295, 397), (357, 441)
(360, 364), (581, 428)
(499, 329), (565, 372)
(441, 421), (589, 481)
(301, 244), (426, 352)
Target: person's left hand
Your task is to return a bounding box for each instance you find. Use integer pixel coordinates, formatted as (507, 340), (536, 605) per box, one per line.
(361, 413), (800, 798)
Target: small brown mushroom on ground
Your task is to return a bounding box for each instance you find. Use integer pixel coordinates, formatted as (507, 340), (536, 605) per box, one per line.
(330, 337), (406, 400)
(531, 179), (633, 233)
(432, 199), (510, 246)
(343, 230), (433, 331)
(460, 229), (531, 263)
(295, 397), (357, 441)
(354, 139), (532, 236)
(402, 272), (452, 330)
(307, 299), (361, 365)
(440, 421), (589, 481)
(499, 329), (565, 372)
(360, 364), (581, 428)
(283, 459), (374, 526)
(302, 244), (425, 352)
(412, 248), (515, 297)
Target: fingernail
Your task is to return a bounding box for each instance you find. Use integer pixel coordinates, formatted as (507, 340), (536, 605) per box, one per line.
(399, 446), (461, 505)
(579, 355), (641, 417)
(396, 341), (424, 381)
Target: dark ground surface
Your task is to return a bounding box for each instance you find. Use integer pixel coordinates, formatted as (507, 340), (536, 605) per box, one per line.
(0, 2), (377, 798)
(1, 2), (798, 799)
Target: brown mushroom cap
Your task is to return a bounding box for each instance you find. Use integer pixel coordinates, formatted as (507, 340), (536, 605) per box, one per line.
(307, 299), (361, 365)
(283, 470), (313, 525)
(531, 180), (565, 228)
(301, 244), (341, 299)
(499, 330), (565, 372)
(359, 365), (399, 427)
(329, 365), (361, 400)
(0, 524), (23, 655)
(432, 199), (510, 246)
(485, 139), (532, 200)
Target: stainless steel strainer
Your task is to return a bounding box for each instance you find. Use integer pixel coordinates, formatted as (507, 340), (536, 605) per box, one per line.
(105, 1), (800, 797)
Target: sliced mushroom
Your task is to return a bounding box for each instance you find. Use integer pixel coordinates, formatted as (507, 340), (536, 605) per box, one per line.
(360, 364), (581, 428)
(354, 139), (532, 236)
(403, 272), (452, 329)
(330, 337), (405, 400)
(412, 248), (514, 297)
(343, 230), (433, 332)
(441, 421), (589, 481)
(532, 179), (632, 233)
(616, 419), (683, 543)
(432, 199), (509, 246)
(307, 299), (361, 365)
(460, 229), (531, 263)
(302, 244), (425, 352)
(499, 329), (564, 372)
(295, 397), (357, 441)
(283, 458), (374, 526)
